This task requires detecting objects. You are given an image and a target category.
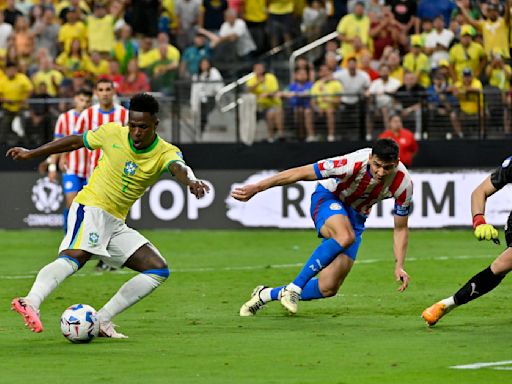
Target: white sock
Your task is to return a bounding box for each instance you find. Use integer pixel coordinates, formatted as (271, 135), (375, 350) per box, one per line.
(441, 296), (457, 309)
(26, 257), (79, 310)
(286, 283), (302, 294)
(260, 288), (272, 303)
(97, 274), (163, 323)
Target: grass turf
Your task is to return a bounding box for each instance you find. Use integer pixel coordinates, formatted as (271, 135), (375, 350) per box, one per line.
(0, 229), (511, 383)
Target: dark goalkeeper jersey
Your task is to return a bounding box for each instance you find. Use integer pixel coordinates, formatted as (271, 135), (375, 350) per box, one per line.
(490, 157), (512, 190)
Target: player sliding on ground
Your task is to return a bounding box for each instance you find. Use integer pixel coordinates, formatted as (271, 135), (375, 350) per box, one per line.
(233, 139), (413, 316)
(6, 93), (209, 338)
(422, 157), (512, 326)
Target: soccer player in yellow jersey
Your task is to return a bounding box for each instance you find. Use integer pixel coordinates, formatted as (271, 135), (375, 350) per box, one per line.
(7, 93), (210, 338)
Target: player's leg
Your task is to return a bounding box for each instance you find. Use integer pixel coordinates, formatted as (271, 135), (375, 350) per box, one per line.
(96, 226), (169, 337)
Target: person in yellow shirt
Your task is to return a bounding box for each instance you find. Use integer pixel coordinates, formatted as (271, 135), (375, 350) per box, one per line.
(31, 55), (64, 97)
(0, 62), (33, 144)
(267, 0), (294, 49)
(86, 51), (110, 79)
(55, 38), (91, 77)
(448, 25), (487, 81)
(403, 35), (431, 88)
(387, 50), (404, 85)
(242, 0), (267, 54)
(310, 64), (343, 142)
(86, 2), (115, 55)
(140, 32), (181, 72)
(456, 0), (510, 59)
(452, 68), (483, 137)
(58, 7), (87, 53)
(7, 93), (210, 338)
(138, 36), (155, 71)
(246, 62), (284, 142)
(486, 48), (511, 133)
(337, 1), (371, 58)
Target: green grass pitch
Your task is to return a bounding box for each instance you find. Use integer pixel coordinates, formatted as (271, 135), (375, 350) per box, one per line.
(0, 229), (511, 383)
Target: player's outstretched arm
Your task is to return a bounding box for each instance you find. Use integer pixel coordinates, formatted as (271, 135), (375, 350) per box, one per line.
(6, 135), (85, 161)
(471, 176), (499, 242)
(169, 161), (210, 199)
(393, 214), (410, 292)
(231, 164), (317, 202)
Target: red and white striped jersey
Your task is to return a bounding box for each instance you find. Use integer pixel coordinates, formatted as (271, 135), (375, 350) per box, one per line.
(54, 109), (89, 178)
(74, 104), (128, 178)
(314, 148), (413, 216)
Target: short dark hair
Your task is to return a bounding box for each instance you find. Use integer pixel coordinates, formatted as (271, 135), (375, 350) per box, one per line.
(372, 138), (399, 162)
(76, 88), (93, 97)
(129, 93), (159, 116)
(96, 78), (114, 88)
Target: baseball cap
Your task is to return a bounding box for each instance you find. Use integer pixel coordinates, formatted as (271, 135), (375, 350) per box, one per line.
(460, 24), (474, 36)
(438, 59), (449, 68)
(462, 67), (473, 76)
(411, 35), (423, 47)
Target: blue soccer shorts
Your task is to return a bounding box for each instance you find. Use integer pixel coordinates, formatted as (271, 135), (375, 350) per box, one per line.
(309, 184), (367, 260)
(62, 174), (87, 194)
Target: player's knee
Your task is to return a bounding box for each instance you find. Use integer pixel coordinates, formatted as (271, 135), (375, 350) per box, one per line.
(332, 231), (356, 249)
(319, 283), (340, 298)
(143, 267), (170, 284)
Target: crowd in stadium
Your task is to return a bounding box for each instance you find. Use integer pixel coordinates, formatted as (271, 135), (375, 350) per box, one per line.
(0, 0), (510, 145)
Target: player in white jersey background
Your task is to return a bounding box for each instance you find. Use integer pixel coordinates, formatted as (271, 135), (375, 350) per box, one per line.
(74, 78), (128, 271)
(47, 88), (93, 228)
(233, 138), (413, 316)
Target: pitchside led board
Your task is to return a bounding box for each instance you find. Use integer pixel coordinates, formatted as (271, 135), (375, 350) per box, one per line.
(1, 170), (512, 230)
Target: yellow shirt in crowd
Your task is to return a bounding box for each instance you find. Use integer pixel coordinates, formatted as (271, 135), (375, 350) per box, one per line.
(246, 73), (282, 109)
(58, 21), (88, 53)
(268, 0), (294, 15)
(478, 18), (510, 59)
(455, 78), (483, 115)
(337, 14), (371, 57)
(449, 42), (486, 80)
(403, 52), (431, 87)
(32, 69), (64, 96)
(87, 14), (115, 53)
(243, 0), (267, 22)
(0, 73), (34, 112)
(311, 79), (343, 111)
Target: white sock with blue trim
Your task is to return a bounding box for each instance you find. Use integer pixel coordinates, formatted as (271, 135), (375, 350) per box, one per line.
(26, 257), (79, 310)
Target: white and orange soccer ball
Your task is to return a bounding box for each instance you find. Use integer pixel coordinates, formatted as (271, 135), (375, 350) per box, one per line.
(60, 304), (100, 343)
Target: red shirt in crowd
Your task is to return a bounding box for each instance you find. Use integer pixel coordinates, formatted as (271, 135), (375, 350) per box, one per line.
(379, 127), (418, 167)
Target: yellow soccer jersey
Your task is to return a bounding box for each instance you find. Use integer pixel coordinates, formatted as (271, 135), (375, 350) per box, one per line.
(403, 52), (431, 87)
(76, 122), (185, 220)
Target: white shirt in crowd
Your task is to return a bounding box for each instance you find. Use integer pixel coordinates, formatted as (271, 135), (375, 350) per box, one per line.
(219, 18), (256, 57)
(425, 29), (454, 67)
(0, 22), (12, 50)
(334, 69), (370, 105)
(368, 77), (401, 108)
(190, 67), (224, 112)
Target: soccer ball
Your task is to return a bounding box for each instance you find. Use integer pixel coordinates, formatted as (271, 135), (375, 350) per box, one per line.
(60, 304), (100, 343)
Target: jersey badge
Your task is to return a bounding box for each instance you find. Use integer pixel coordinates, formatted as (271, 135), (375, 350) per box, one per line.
(329, 203), (342, 211)
(88, 232), (99, 247)
(124, 161), (138, 176)
(501, 157), (512, 168)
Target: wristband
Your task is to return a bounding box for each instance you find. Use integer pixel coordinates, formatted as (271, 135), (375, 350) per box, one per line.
(48, 164), (57, 172)
(472, 213), (486, 229)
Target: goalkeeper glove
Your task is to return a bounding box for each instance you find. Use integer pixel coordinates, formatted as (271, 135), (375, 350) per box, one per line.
(473, 214), (499, 244)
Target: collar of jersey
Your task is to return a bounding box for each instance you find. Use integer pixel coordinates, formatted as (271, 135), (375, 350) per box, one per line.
(99, 107), (115, 114)
(128, 133), (159, 154)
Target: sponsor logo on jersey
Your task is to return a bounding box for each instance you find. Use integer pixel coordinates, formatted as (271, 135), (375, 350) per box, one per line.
(329, 203), (342, 211)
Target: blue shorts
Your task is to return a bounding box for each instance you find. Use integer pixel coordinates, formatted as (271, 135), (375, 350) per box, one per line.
(62, 174), (87, 194)
(310, 184), (367, 260)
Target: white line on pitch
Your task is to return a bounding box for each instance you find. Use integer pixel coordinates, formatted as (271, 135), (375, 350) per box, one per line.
(0, 254), (493, 280)
(450, 360), (512, 370)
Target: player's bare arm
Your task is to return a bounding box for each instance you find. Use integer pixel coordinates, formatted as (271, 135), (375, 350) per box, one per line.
(231, 164), (317, 202)
(471, 176), (497, 217)
(169, 161), (210, 199)
(393, 214), (410, 292)
(6, 135), (85, 161)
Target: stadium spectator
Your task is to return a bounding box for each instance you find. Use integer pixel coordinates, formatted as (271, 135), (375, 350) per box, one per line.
(452, 67), (483, 137)
(235, 139), (412, 317)
(138, 37), (155, 72)
(180, 32), (211, 78)
(0, 62), (33, 145)
(130, 0), (159, 37)
(378, 113), (418, 167)
(340, 36), (370, 68)
(486, 48), (511, 133)
(246, 62), (284, 142)
(435, 59), (452, 83)
(335, 55), (370, 106)
(86, 51), (110, 79)
(370, 6), (405, 61)
(422, 162), (512, 327)
(47, 88), (93, 229)
(217, 8), (256, 59)
(360, 52), (379, 81)
(385, 49), (404, 84)
(86, 2), (115, 56)
(425, 14), (454, 68)
(8, 93), (210, 338)
(281, 67), (315, 141)
(295, 55), (316, 82)
(190, 57), (224, 131)
(324, 0), (348, 34)
(32, 54), (64, 97)
(311, 64), (342, 142)
(31, 7), (60, 59)
(58, 6), (87, 53)
(302, 0), (327, 43)
(456, 0), (510, 60)
(3, 0), (23, 26)
(113, 24), (139, 75)
(367, 0), (385, 21)
(395, 71), (425, 137)
(417, 0), (456, 28)
(175, 0), (202, 49)
(450, 0), (480, 23)
(366, 63), (401, 139)
(427, 71), (462, 139)
(118, 58), (151, 97)
(402, 35), (430, 88)
(0, 11), (13, 50)
(55, 38), (91, 78)
(57, 0), (90, 23)
(13, 16), (34, 61)
(103, 58), (124, 91)
(149, 44), (179, 95)
(448, 24), (486, 82)
(267, 0), (295, 49)
(241, 0), (268, 54)
(386, 0), (419, 34)
(27, 82), (55, 145)
(325, 51), (340, 73)
(201, 0), (228, 32)
(337, 1), (370, 58)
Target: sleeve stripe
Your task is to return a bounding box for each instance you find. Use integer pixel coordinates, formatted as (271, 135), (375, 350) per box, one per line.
(313, 163), (322, 179)
(83, 132), (92, 150)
